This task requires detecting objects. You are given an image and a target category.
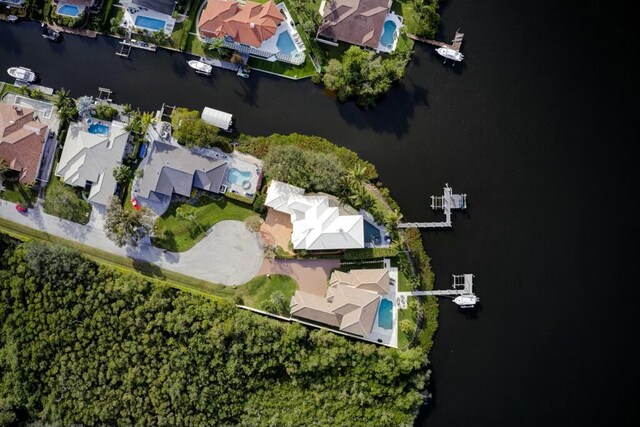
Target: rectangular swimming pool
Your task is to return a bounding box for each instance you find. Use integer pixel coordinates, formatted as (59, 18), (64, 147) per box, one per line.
(377, 299), (393, 330)
(135, 16), (166, 32)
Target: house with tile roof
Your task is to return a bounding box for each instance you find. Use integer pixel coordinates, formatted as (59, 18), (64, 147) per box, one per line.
(55, 120), (129, 205)
(0, 104), (48, 184)
(316, 0), (391, 50)
(264, 180), (364, 251)
(290, 268), (390, 337)
(133, 140), (228, 205)
(198, 0), (306, 65)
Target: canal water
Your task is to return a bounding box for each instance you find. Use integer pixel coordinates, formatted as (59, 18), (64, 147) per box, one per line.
(1, 0), (637, 424)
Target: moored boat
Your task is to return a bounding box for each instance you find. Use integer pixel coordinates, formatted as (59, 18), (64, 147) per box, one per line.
(187, 60), (212, 76)
(7, 67), (37, 83)
(41, 23), (61, 41)
(8, 15), (19, 23)
(237, 66), (250, 79)
(453, 294), (478, 308)
(436, 47), (464, 62)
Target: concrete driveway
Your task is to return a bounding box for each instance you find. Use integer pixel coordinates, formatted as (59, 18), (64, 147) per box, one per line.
(0, 199), (263, 286)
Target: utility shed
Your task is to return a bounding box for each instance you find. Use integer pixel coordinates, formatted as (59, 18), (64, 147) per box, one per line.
(201, 107), (233, 132)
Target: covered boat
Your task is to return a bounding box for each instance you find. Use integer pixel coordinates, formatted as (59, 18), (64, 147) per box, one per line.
(187, 60), (212, 76)
(41, 23), (61, 41)
(7, 67), (36, 83)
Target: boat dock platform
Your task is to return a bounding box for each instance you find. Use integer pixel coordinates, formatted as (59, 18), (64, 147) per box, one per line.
(398, 183), (467, 228)
(397, 274), (478, 307)
(408, 29), (465, 52)
(97, 87), (113, 102)
(12, 81), (54, 96)
(121, 39), (157, 52)
(199, 57), (240, 72)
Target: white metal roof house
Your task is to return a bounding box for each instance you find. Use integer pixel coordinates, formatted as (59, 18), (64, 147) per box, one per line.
(201, 107), (233, 132)
(55, 121), (129, 205)
(265, 180), (364, 250)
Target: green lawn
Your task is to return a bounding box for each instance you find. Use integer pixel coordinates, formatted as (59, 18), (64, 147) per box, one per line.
(248, 56), (317, 79)
(392, 1), (420, 35)
(43, 177), (92, 224)
(87, 0), (116, 32)
(236, 274), (298, 308)
(397, 303), (417, 349)
(152, 196), (255, 252)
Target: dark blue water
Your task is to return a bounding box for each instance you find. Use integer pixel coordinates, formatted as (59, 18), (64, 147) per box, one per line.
(1, 0), (638, 424)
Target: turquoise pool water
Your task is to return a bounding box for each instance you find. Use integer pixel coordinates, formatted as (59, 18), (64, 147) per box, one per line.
(135, 16), (166, 31)
(364, 220), (381, 244)
(88, 123), (109, 135)
(379, 20), (397, 46)
(227, 168), (251, 185)
(277, 32), (297, 55)
(58, 4), (80, 17)
(377, 299), (393, 330)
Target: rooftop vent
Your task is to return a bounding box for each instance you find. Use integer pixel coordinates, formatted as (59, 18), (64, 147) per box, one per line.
(250, 22), (255, 29)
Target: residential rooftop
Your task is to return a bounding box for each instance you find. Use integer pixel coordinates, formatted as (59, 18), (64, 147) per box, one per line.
(317, 0), (390, 49)
(0, 103), (47, 184)
(264, 180), (364, 251)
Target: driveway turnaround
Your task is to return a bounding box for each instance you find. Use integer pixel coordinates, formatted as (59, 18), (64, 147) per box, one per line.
(0, 200), (263, 286)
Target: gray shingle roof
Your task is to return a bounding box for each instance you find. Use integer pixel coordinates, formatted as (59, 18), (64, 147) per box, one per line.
(138, 141), (228, 200)
(317, 0), (390, 49)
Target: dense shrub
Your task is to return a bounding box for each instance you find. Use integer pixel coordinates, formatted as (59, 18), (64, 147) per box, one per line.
(0, 239), (430, 426)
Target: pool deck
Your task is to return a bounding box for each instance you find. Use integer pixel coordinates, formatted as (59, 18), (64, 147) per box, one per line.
(377, 11), (404, 53)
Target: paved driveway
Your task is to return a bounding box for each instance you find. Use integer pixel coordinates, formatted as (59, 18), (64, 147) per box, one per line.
(0, 199), (263, 286)
(257, 258), (341, 296)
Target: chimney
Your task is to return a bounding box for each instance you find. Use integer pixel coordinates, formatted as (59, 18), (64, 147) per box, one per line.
(250, 22), (255, 29)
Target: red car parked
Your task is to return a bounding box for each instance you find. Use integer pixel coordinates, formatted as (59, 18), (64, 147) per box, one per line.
(15, 204), (28, 213)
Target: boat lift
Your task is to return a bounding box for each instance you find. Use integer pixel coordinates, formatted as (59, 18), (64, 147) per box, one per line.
(97, 87), (113, 102)
(398, 183), (467, 229)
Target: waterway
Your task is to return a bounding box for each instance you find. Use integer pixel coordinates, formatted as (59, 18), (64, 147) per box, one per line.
(0, 0), (638, 424)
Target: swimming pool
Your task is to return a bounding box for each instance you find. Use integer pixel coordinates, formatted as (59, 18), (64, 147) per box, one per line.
(227, 168), (252, 188)
(277, 32), (297, 55)
(364, 220), (381, 244)
(88, 123), (109, 135)
(377, 299), (393, 330)
(379, 20), (397, 47)
(135, 16), (166, 32)
(57, 4), (81, 17)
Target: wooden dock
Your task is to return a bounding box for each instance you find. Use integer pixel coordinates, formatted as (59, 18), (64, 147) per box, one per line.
(408, 29), (465, 52)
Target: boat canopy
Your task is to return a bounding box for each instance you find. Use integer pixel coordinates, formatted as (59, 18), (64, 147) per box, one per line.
(201, 107), (233, 132)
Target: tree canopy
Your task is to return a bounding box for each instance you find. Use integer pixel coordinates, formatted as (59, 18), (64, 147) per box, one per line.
(104, 196), (153, 247)
(322, 46), (409, 108)
(262, 144), (345, 194)
(0, 238), (430, 426)
(171, 108), (232, 152)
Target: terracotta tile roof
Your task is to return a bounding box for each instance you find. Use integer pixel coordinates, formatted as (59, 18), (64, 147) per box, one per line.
(317, 0), (390, 49)
(0, 104), (47, 184)
(198, 0), (284, 48)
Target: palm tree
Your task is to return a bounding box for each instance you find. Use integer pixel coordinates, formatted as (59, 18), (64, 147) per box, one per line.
(121, 103), (133, 116)
(384, 208), (403, 228)
(206, 38), (225, 57)
(54, 88), (70, 111)
(346, 164), (368, 184)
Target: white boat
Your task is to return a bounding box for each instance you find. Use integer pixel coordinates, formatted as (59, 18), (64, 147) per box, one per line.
(453, 294), (478, 308)
(187, 60), (212, 76)
(7, 67), (36, 83)
(8, 15), (18, 23)
(436, 47), (464, 62)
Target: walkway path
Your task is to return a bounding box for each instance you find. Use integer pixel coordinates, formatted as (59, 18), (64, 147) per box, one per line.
(0, 200), (263, 285)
